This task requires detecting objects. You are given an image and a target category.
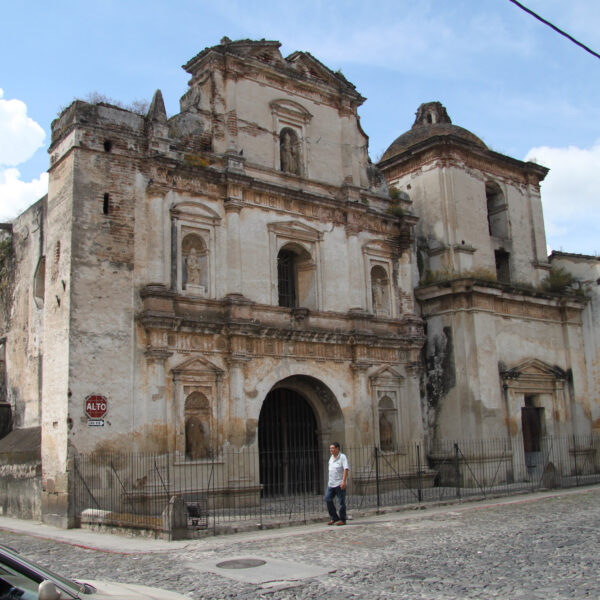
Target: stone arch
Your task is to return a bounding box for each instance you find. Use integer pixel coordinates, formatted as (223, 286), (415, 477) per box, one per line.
(258, 375), (344, 495)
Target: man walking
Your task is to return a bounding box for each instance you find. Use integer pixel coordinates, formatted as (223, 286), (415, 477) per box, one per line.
(325, 442), (350, 525)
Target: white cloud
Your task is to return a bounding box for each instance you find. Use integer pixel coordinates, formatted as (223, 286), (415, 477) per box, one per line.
(0, 89), (46, 166)
(0, 89), (48, 221)
(0, 168), (48, 221)
(525, 142), (600, 254)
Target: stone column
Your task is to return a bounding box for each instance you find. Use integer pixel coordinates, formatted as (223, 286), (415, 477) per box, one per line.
(346, 225), (365, 310)
(405, 362), (426, 444)
(227, 334), (250, 447)
(351, 336), (372, 446)
(144, 347), (173, 452)
(224, 196), (244, 297)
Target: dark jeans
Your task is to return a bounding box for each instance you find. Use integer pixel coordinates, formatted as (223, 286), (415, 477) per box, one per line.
(325, 485), (347, 522)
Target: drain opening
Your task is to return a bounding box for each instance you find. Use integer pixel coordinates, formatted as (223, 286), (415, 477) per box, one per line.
(216, 558), (267, 570)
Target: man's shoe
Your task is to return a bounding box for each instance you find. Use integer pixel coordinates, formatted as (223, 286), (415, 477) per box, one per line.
(336, 520), (346, 526)
(327, 520), (336, 525)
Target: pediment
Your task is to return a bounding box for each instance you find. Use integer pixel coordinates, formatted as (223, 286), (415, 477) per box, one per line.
(270, 99), (312, 124)
(268, 220), (322, 242)
(285, 52), (360, 98)
(171, 356), (224, 377)
(501, 359), (566, 381)
(363, 239), (394, 257)
(369, 364), (405, 383)
(171, 200), (221, 223)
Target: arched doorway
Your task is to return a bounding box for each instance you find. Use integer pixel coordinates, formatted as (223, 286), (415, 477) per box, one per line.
(258, 388), (321, 496)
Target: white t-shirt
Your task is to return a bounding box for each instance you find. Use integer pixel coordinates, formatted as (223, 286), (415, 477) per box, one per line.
(328, 452), (350, 487)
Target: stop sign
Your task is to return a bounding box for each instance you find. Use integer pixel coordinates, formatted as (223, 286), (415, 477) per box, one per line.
(85, 395), (108, 419)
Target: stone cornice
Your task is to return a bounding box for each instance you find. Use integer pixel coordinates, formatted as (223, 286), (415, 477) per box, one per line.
(136, 307), (423, 349)
(379, 134), (548, 186)
(416, 277), (586, 322)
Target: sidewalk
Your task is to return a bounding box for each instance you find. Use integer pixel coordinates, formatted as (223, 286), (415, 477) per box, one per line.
(0, 485), (597, 554)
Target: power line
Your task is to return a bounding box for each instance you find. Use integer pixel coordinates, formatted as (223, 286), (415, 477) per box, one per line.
(508, 0), (600, 61)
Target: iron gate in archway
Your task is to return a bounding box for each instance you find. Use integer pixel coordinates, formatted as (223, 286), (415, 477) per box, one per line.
(258, 388), (321, 496)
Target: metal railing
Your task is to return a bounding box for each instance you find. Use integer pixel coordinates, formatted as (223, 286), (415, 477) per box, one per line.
(72, 433), (600, 535)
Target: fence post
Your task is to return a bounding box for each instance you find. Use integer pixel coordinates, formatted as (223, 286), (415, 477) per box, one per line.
(416, 444), (422, 503)
(573, 434), (579, 486)
(454, 443), (461, 499)
(375, 446), (380, 510)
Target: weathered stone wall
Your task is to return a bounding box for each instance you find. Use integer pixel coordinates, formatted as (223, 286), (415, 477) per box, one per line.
(0, 427), (42, 519)
(0, 458), (41, 519)
(551, 253), (600, 431)
(2, 201), (45, 430)
(387, 159), (549, 287)
(41, 130), (77, 526)
(417, 281), (589, 441)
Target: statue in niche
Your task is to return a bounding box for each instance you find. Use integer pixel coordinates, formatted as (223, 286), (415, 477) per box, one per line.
(185, 414), (206, 460)
(372, 277), (386, 311)
(185, 247), (202, 286)
(379, 412), (394, 451)
(280, 130), (299, 175)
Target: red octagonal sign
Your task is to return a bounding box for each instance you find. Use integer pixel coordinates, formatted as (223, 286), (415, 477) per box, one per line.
(85, 395), (108, 419)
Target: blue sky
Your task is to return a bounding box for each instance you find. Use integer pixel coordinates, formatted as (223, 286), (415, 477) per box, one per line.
(1, 0), (599, 254)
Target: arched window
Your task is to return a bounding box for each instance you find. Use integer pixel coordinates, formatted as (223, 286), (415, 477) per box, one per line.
(184, 392), (212, 460)
(370, 265), (390, 315)
(279, 128), (301, 175)
(277, 244), (316, 309)
(182, 233), (207, 293)
(486, 181), (509, 239)
(378, 396), (397, 452)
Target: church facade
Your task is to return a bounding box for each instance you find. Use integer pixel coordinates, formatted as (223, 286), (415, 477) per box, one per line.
(0, 40), (598, 526)
(0, 39), (424, 526)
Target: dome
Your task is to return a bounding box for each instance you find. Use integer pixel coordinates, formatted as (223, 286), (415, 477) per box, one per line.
(381, 102), (487, 162)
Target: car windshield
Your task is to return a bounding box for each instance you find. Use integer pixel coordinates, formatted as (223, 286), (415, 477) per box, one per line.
(0, 545), (92, 597)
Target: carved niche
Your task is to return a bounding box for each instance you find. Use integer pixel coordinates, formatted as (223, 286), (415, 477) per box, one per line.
(171, 356), (224, 460)
(270, 99), (312, 177)
(170, 200), (221, 297)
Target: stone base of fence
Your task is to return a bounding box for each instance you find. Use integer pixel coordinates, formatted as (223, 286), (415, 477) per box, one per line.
(354, 469), (436, 495)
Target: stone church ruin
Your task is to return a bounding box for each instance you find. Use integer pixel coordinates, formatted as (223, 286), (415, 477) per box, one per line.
(0, 38), (598, 532)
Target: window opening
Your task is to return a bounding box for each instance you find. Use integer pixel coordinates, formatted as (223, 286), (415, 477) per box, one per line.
(33, 256), (46, 308)
(103, 193), (110, 215)
(495, 249), (510, 283)
(486, 182), (509, 238)
(103, 140), (112, 153)
(522, 394), (544, 476)
(278, 249), (297, 307)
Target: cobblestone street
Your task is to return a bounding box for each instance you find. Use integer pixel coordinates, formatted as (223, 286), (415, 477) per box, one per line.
(1, 487), (599, 599)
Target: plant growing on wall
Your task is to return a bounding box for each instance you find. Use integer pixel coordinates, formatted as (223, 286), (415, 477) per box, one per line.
(541, 266), (575, 293)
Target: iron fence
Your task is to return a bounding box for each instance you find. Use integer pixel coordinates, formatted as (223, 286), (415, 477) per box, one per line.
(72, 433), (600, 536)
